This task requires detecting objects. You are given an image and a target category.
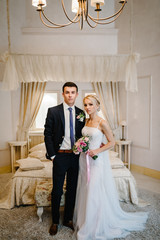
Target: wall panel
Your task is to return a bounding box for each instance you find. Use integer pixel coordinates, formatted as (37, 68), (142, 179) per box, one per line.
(128, 76), (152, 150)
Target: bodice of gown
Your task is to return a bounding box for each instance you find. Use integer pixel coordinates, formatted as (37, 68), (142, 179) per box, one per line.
(82, 126), (104, 150)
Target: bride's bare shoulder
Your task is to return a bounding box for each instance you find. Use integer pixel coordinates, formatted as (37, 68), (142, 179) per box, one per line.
(100, 119), (110, 128)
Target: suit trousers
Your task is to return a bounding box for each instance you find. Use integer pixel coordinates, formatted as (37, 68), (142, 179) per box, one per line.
(51, 152), (79, 224)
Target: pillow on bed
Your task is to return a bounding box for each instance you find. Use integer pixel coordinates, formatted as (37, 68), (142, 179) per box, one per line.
(109, 150), (118, 159)
(28, 150), (47, 161)
(29, 143), (45, 153)
(16, 157), (45, 171)
(110, 157), (124, 169)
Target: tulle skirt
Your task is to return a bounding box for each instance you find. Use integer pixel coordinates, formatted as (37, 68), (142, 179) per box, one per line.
(73, 151), (148, 240)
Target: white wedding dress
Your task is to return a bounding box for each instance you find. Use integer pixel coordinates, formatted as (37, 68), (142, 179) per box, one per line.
(73, 125), (148, 240)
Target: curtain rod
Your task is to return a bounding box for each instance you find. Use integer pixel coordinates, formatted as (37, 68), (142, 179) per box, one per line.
(6, 53), (134, 57)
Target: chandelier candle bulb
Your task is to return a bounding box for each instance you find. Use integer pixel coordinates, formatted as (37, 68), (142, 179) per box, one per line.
(32, 0), (46, 7)
(72, 0), (79, 13)
(91, 0), (105, 7)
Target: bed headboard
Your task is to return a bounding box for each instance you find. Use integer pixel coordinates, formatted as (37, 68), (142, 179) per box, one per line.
(28, 131), (44, 152)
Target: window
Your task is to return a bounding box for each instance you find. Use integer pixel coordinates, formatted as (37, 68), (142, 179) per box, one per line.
(32, 92), (58, 130)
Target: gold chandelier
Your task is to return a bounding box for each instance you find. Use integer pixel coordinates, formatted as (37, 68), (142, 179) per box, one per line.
(32, 0), (127, 30)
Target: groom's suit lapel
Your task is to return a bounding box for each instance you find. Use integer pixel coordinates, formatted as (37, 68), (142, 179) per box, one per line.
(75, 107), (80, 134)
(59, 104), (65, 130)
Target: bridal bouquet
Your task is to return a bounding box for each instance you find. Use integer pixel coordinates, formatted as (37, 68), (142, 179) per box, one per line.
(73, 136), (98, 160)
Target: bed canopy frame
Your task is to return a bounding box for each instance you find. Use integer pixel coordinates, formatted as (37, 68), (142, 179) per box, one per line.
(1, 52), (139, 92)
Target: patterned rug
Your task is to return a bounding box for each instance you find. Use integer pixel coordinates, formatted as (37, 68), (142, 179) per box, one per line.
(0, 174), (160, 240)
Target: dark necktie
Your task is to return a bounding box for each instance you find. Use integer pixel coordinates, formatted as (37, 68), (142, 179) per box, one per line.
(68, 107), (74, 148)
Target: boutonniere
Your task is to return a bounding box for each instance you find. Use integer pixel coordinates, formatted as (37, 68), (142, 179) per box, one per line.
(76, 112), (85, 122)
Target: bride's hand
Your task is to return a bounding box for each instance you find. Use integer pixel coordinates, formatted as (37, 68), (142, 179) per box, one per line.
(88, 149), (98, 158)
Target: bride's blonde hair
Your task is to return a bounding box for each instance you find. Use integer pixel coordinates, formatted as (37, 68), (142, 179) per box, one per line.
(83, 94), (100, 111)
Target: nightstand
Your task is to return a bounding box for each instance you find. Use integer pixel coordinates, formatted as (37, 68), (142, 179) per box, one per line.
(8, 141), (27, 173)
(115, 140), (132, 170)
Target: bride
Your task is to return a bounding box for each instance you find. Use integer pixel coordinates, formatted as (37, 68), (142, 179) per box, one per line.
(73, 94), (148, 240)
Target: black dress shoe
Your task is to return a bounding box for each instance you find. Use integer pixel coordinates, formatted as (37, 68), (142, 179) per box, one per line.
(63, 221), (74, 230)
(49, 223), (58, 235)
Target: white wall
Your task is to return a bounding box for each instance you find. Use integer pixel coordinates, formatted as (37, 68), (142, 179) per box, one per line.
(116, 0), (160, 171)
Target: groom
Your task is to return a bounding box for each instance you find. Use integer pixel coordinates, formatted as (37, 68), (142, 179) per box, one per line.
(44, 82), (85, 235)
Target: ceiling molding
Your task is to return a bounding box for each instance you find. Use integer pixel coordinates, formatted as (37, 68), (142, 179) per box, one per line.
(21, 27), (119, 36)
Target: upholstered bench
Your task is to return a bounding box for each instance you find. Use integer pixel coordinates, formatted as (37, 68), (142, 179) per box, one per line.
(35, 179), (65, 222)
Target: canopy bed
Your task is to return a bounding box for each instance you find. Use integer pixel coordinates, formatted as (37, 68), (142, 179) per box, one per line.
(0, 52), (140, 214)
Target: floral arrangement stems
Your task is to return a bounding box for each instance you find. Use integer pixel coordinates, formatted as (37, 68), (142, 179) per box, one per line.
(92, 155), (98, 160)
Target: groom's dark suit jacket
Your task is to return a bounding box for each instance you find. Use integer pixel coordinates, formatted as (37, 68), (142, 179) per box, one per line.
(44, 103), (85, 159)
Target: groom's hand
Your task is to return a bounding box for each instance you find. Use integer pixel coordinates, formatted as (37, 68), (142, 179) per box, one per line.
(51, 155), (55, 161)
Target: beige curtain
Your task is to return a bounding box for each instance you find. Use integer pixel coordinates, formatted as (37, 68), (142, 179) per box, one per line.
(92, 82), (121, 140)
(17, 82), (46, 141)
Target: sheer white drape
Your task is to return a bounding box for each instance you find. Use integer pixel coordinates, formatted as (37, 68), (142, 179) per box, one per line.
(93, 82), (121, 140)
(2, 53), (140, 92)
(17, 82), (46, 141)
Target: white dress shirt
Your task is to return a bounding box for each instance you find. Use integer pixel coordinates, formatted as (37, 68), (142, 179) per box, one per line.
(60, 102), (75, 150)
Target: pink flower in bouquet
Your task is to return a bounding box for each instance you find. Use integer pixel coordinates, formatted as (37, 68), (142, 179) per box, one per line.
(77, 146), (83, 152)
(79, 141), (87, 147)
(75, 142), (80, 147)
(84, 137), (89, 142)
